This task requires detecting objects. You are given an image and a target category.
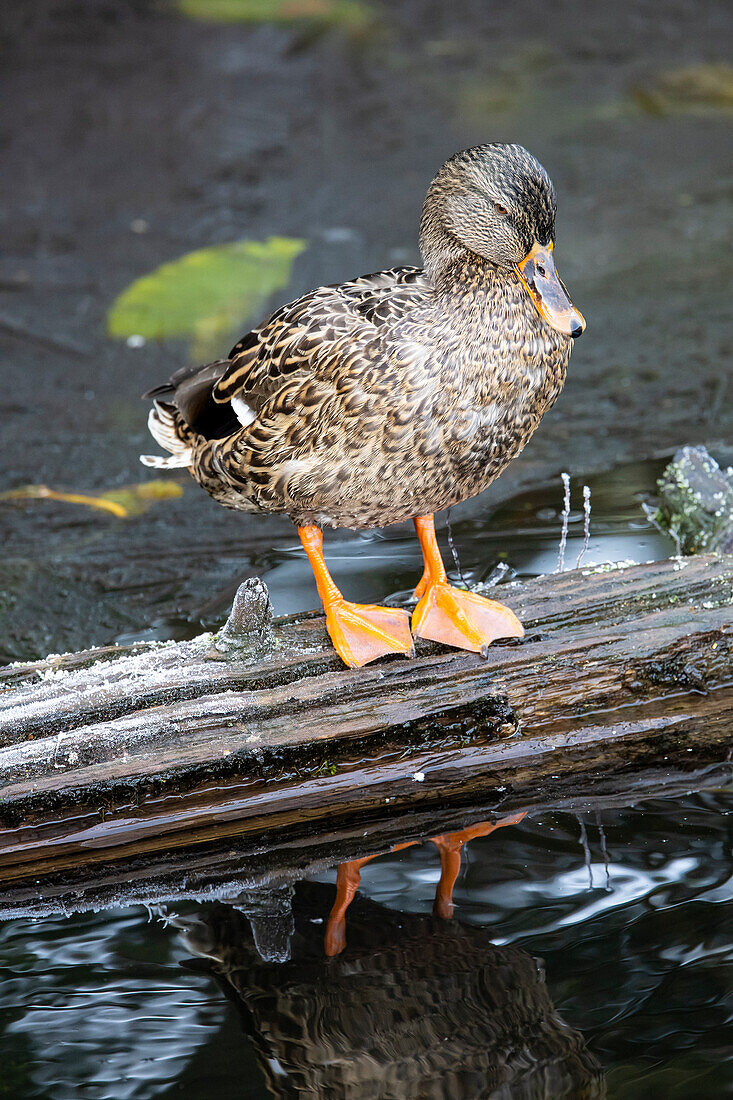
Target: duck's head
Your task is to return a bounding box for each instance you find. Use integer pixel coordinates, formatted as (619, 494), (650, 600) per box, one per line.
(420, 143), (585, 338)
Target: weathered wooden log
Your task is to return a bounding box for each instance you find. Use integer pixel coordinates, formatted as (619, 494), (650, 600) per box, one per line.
(1, 555), (731, 802)
(0, 554), (731, 897)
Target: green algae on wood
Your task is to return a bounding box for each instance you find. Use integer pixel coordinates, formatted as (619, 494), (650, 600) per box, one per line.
(649, 446), (733, 555)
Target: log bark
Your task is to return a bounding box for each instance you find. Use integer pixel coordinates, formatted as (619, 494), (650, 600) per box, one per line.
(1, 554), (731, 895)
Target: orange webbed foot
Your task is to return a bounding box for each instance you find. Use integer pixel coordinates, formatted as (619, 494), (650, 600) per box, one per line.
(410, 514), (524, 656)
(326, 599), (414, 668)
(298, 525), (414, 669)
(412, 582), (524, 655)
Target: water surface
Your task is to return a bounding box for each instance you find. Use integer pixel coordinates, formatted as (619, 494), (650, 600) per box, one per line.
(2, 790), (730, 1099)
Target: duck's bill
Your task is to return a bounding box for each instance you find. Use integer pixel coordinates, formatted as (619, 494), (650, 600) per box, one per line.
(515, 242), (585, 338)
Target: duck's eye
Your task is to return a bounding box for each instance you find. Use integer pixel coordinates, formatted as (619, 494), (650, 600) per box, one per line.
(493, 202), (509, 216)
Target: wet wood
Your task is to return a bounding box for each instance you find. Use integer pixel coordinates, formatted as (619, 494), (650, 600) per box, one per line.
(0, 746), (729, 920)
(0, 554), (731, 863)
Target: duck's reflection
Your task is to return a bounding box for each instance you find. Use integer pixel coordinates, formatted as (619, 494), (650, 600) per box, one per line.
(175, 814), (606, 1099)
(325, 811), (526, 955)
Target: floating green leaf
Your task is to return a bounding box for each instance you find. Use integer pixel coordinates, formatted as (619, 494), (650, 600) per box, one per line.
(108, 236), (306, 359)
(631, 64), (733, 115)
(176, 0), (371, 27)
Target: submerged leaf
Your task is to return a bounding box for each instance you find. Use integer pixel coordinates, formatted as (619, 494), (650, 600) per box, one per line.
(0, 480), (184, 519)
(107, 236), (306, 359)
(631, 64), (733, 115)
(100, 480), (185, 517)
(0, 486), (129, 518)
(176, 0), (371, 26)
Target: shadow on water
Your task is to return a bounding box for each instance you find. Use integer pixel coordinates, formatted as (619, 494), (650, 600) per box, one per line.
(0, 791), (730, 1099)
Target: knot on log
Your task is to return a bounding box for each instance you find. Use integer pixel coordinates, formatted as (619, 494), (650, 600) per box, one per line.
(215, 577), (275, 656)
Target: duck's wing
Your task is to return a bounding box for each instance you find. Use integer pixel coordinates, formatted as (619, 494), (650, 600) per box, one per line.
(211, 266), (428, 409)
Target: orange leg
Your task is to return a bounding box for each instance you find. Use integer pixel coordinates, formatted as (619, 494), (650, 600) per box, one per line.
(299, 526), (414, 668)
(430, 812), (526, 919)
(324, 842), (417, 956)
(413, 564), (430, 600)
(411, 514), (524, 655)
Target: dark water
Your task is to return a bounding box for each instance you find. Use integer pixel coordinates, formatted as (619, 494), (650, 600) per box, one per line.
(0, 449), (673, 663)
(1, 790), (731, 1099)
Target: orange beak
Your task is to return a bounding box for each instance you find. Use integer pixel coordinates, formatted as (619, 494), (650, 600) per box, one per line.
(515, 241), (585, 338)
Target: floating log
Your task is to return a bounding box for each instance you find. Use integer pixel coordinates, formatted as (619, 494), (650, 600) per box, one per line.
(0, 753), (727, 922)
(1, 554), (731, 897)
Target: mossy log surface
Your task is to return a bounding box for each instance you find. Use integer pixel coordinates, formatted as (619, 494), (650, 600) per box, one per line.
(0, 554), (731, 896)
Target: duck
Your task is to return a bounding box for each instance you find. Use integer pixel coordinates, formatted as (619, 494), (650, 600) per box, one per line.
(142, 143), (585, 668)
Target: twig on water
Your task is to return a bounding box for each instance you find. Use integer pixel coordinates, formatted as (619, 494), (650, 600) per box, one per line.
(557, 472), (571, 572)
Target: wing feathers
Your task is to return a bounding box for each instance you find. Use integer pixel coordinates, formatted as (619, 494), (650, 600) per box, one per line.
(212, 266), (428, 404)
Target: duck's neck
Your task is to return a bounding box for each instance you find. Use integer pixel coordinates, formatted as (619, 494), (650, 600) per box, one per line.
(419, 212), (506, 298)
(420, 208), (468, 284)
(428, 250), (506, 301)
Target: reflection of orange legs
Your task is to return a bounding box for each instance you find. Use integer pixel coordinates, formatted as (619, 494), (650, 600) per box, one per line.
(411, 514), (524, 654)
(325, 843), (417, 956)
(299, 526), (414, 669)
(324, 814), (526, 955)
(430, 812), (526, 919)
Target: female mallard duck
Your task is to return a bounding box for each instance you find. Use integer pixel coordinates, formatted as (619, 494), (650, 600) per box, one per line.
(142, 143), (585, 668)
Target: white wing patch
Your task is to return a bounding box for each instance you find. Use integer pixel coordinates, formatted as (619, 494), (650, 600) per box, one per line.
(140, 452), (192, 469)
(231, 395), (256, 427)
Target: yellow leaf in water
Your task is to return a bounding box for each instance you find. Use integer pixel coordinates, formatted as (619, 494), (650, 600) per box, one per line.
(0, 486), (130, 518)
(100, 480), (185, 517)
(0, 480), (184, 519)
